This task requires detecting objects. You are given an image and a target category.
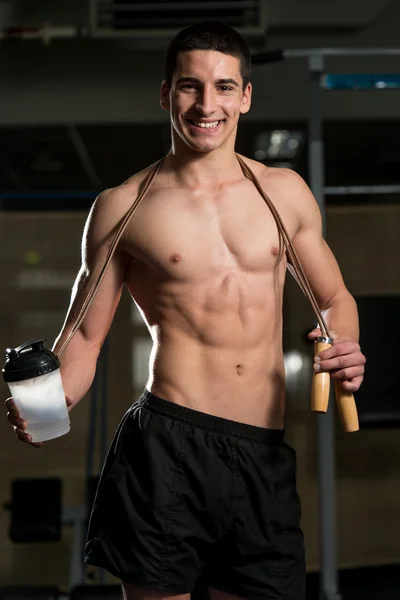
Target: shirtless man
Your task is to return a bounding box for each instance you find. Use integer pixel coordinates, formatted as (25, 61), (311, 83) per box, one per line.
(6, 21), (365, 600)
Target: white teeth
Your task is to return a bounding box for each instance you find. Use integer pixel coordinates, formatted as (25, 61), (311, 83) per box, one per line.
(193, 121), (220, 128)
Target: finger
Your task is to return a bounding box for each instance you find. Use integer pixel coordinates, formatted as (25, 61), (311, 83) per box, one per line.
(336, 376), (363, 393)
(315, 353), (366, 372)
(5, 397), (20, 419)
(7, 412), (27, 429)
(15, 426), (32, 443)
(308, 328), (321, 340)
(316, 342), (361, 361)
(330, 366), (365, 382)
(14, 427), (42, 447)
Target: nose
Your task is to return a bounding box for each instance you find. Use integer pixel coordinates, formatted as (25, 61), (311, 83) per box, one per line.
(195, 85), (217, 117)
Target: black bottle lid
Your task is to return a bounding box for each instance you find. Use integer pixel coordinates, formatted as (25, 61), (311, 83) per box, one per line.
(3, 339), (60, 383)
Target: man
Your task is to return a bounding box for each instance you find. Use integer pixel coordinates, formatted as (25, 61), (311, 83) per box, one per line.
(6, 21), (365, 600)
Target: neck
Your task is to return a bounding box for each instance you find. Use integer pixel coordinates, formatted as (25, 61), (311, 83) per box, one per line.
(166, 140), (243, 187)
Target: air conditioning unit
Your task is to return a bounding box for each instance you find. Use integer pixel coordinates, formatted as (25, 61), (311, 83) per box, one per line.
(90, 0), (268, 43)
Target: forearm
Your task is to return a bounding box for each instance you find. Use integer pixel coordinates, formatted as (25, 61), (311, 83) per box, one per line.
(322, 290), (359, 342)
(52, 328), (100, 409)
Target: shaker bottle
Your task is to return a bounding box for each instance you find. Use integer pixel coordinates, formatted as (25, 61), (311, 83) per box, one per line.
(3, 339), (70, 442)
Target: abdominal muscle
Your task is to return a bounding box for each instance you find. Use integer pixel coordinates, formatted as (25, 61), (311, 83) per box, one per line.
(133, 271), (287, 430)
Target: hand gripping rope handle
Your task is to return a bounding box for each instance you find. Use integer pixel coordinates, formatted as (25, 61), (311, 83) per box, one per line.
(57, 155), (359, 432)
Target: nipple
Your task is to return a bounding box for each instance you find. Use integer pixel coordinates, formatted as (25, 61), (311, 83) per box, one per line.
(271, 246), (279, 257)
(171, 253), (182, 263)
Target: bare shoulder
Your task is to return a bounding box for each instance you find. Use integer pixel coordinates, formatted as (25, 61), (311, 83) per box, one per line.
(238, 154), (320, 220)
(84, 160), (162, 242)
(238, 154), (305, 190)
(93, 161), (161, 216)
(265, 165), (318, 213)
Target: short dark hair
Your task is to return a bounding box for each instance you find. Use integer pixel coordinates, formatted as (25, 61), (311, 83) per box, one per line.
(165, 21), (252, 90)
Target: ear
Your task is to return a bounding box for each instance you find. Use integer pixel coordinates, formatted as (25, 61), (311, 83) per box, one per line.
(160, 80), (171, 111)
(240, 82), (252, 115)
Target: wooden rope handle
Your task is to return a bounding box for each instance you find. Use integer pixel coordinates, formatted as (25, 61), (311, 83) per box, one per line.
(334, 381), (359, 433)
(311, 337), (359, 432)
(311, 339), (332, 413)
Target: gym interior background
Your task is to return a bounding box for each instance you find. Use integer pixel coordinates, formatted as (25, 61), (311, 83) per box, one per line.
(1, 1), (399, 599)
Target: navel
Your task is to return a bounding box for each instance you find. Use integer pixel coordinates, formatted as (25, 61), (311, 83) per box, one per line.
(236, 364), (244, 376)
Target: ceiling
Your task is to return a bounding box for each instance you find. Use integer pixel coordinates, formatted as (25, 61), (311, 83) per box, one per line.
(1, 0), (400, 210)
(2, 0), (393, 34)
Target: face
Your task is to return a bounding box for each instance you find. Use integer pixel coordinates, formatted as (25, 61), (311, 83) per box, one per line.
(160, 50), (252, 153)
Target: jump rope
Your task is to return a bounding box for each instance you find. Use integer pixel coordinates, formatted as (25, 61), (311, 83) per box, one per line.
(57, 155), (359, 432)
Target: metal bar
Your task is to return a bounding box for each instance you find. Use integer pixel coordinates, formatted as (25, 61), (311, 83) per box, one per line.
(0, 160), (27, 190)
(86, 364), (99, 505)
(67, 124), (102, 189)
(99, 339), (109, 585)
(322, 73), (400, 91)
(325, 184), (400, 195)
(1, 26), (265, 41)
(88, 0), (98, 34)
(99, 17), (249, 28)
(92, 26), (265, 37)
(62, 506), (87, 590)
(258, 0), (268, 31)
(308, 53), (341, 600)
(98, 1), (259, 10)
(99, 339), (109, 467)
(8, 182), (398, 205)
(0, 26), (89, 41)
(0, 191), (97, 200)
(286, 48), (400, 58)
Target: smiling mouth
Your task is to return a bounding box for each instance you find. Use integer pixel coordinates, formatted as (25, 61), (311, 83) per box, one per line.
(187, 119), (223, 130)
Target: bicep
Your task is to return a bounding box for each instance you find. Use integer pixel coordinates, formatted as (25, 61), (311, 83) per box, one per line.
(292, 229), (347, 309)
(67, 255), (126, 346)
(60, 190), (129, 346)
(285, 172), (347, 309)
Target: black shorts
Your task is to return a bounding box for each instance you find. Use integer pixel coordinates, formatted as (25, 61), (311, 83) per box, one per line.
(84, 390), (305, 600)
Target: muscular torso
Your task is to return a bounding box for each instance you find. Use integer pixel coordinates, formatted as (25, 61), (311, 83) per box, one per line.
(119, 158), (299, 428)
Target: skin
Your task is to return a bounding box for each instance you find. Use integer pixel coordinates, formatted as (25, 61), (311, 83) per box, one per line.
(5, 49), (366, 600)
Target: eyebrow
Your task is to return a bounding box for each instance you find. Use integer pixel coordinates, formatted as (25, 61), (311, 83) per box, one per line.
(175, 77), (240, 87)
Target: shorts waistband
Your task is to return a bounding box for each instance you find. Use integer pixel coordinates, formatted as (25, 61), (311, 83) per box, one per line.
(138, 389), (284, 444)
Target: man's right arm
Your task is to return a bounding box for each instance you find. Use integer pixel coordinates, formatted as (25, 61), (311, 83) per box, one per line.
(52, 187), (131, 408)
(6, 185), (133, 444)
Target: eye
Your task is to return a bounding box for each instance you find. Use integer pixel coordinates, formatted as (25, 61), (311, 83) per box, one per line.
(218, 86), (234, 92)
(180, 84), (198, 90)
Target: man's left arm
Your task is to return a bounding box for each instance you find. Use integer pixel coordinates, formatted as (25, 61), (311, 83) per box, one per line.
(283, 170), (366, 393)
